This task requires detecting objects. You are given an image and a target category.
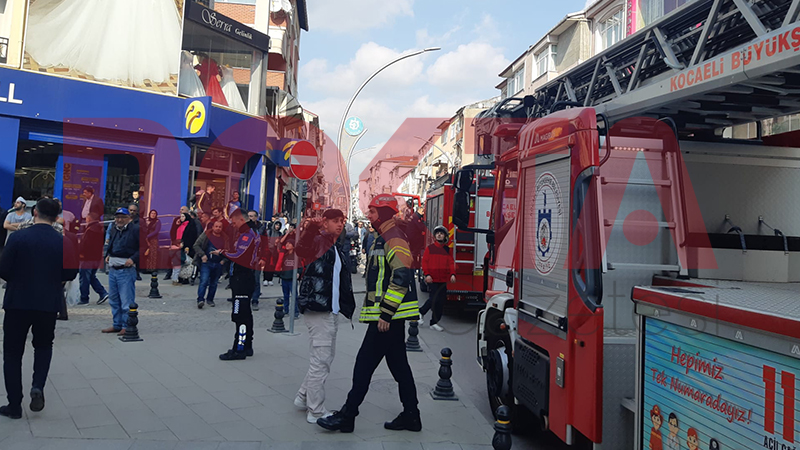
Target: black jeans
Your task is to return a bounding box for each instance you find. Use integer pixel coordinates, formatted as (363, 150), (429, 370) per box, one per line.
(230, 267), (254, 352)
(419, 282), (446, 326)
(3, 309), (58, 408)
(344, 321), (418, 416)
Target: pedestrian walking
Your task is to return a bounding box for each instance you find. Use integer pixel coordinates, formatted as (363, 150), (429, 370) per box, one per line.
(0, 198), (78, 419)
(80, 187), (103, 223)
(419, 225), (456, 331)
(166, 206), (189, 281)
(102, 207), (139, 336)
(78, 212), (109, 305)
(274, 231), (300, 317)
(144, 210), (161, 273)
(317, 194), (421, 433)
(193, 220), (227, 308)
(195, 184), (215, 215)
(361, 223), (375, 278)
(4, 197), (32, 244)
(225, 191), (241, 220)
(293, 209), (356, 424)
(262, 221), (282, 286)
(218, 209), (260, 360)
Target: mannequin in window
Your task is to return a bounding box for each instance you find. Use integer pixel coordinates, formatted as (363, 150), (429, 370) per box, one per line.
(179, 51), (205, 98)
(195, 55), (227, 106)
(25, 0), (181, 86)
(220, 65), (246, 112)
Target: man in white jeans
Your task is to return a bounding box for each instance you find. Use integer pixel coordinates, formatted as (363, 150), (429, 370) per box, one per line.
(292, 209), (356, 424)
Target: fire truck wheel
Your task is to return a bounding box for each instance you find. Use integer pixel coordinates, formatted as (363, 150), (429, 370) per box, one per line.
(486, 347), (512, 417)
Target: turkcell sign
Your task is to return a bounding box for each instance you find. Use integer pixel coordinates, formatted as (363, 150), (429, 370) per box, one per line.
(642, 318), (799, 450)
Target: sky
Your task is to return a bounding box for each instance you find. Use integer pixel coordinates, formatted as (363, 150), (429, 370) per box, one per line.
(297, 0), (588, 184)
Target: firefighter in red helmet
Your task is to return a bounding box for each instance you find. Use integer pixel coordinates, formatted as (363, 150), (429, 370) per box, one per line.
(317, 194), (422, 433)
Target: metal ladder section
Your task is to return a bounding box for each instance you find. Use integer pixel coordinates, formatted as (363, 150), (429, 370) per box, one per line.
(597, 136), (689, 276)
(527, 0), (800, 129)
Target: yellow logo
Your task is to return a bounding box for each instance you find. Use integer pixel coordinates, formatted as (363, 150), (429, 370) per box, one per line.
(185, 100), (206, 134)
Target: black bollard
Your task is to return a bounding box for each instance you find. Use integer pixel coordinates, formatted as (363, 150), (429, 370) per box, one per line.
(406, 321), (423, 352)
(268, 298), (288, 333)
(147, 272), (162, 299)
(431, 348), (458, 401)
(492, 406), (513, 450)
(119, 302), (144, 342)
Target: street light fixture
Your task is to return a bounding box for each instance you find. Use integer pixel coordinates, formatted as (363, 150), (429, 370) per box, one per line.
(337, 47), (442, 180)
(413, 135), (455, 166)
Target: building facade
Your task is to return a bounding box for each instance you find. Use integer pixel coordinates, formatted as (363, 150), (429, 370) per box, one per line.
(2, 0), (313, 254)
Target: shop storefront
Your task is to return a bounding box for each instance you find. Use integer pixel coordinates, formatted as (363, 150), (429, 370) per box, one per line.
(0, 66), (277, 240)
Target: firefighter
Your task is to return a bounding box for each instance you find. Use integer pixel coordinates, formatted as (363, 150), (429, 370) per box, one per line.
(217, 208), (260, 361)
(317, 194), (421, 433)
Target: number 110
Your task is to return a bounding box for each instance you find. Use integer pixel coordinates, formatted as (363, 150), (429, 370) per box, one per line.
(764, 365), (796, 443)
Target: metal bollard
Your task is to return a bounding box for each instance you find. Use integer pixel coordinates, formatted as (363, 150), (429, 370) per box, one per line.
(268, 298), (288, 333)
(119, 302), (144, 342)
(430, 348), (458, 401)
(147, 272), (162, 299)
(406, 320), (423, 352)
(492, 406), (512, 450)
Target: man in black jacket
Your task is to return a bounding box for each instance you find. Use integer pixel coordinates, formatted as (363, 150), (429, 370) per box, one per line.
(293, 209), (356, 425)
(0, 198), (78, 418)
(102, 207), (140, 336)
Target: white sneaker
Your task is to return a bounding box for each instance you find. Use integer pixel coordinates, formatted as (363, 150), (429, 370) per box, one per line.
(263, 280), (269, 286)
(269, 281), (274, 286)
(294, 395), (306, 409)
(431, 324), (444, 332)
(307, 409), (331, 424)
(417, 321), (425, 328)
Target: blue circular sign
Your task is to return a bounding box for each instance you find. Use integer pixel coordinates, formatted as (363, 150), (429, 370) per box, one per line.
(345, 117), (364, 136)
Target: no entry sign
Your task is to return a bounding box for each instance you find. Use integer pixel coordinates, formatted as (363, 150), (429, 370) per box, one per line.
(288, 140), (319, 180)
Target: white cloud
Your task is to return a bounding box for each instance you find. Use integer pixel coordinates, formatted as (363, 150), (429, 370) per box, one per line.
(306, 0), (414, 33)
(300, 42), (427, 96)
(426, 42), (510, 94)
(472, 14), (501, 43)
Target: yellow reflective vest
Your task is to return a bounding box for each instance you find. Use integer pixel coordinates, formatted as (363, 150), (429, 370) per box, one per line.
(360, 219), (419, 322)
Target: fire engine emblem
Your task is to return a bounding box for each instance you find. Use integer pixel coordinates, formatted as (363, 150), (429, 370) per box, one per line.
(533, 172), (563, 275)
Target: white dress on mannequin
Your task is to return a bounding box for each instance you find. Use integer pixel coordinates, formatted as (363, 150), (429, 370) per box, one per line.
(179, 51), (206, 98)
(25, 0), (181, 85)
(219, 65), (246, 112)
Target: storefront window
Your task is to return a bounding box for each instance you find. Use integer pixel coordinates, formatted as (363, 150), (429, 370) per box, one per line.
(181, 1), (269, 114)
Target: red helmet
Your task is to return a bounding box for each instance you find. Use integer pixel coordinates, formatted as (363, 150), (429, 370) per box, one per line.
(368, 194), (399, 213)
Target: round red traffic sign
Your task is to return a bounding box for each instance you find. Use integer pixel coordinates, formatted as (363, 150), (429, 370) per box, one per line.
(288, 140), (319, 180)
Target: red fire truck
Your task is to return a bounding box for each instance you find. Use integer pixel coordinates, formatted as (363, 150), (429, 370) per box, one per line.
(461, 1), (800, 448)
(424, 168), (494, 311)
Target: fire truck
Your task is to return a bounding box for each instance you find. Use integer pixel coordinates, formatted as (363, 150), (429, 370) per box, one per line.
(459, 1), (800, 449)
(424, 167), (494, 311)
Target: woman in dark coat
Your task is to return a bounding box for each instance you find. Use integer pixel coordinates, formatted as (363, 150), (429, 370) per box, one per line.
(180, 212), (199, 259)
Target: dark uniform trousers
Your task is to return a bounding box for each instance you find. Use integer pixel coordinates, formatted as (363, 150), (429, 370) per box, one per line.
(3, 310), (58, 407)
(344, 320), (418, 416)
(230, 267), (254, 352)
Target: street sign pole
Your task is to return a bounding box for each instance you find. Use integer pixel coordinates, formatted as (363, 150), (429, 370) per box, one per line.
(288, 180), (304, 335)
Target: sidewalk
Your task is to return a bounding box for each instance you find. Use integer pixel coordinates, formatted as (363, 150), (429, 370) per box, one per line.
(0, 273), (495, 450)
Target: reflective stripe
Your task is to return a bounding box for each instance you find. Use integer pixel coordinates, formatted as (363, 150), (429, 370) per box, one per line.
(376, 255), (386, 299)
(384, 290), (404, 302)
(359, 301), (420, 322)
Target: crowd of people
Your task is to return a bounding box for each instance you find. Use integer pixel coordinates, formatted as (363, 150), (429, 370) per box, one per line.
(0, 189), (458, 436)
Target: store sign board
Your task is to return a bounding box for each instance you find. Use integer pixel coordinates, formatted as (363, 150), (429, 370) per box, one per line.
(61, 156), (104, 220)
(186, 2), (270, 52)
(180, 97), (211, 138)
(642, 318), (800, 450)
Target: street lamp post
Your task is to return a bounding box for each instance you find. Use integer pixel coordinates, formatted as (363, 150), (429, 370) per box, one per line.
(338, 47), (441, 177)
(413, 135), (455, 166)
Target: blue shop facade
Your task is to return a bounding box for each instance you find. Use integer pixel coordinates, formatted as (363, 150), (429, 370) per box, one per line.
(0, 66), (279, 227)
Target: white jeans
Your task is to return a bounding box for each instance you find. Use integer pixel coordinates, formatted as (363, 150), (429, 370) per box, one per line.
(297, 311), (338, 415)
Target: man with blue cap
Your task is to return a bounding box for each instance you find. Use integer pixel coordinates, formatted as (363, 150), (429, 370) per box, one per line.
(102, 207), (140, 336)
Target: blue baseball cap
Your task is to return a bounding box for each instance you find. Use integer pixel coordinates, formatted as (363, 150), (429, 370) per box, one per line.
(114, 207), (130, 216)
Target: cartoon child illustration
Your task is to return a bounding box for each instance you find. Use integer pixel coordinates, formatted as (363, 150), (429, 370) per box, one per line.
(709, 438), (720, 450)
(650, 405), (664, 450)
(687, 427), (700, 450)
(667, 413), (680, 450)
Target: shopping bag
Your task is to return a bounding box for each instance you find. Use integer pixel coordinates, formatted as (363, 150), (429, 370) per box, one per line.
(65, 280), (80, 306)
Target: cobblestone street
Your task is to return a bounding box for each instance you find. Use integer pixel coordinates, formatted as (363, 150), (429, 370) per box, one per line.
(0, 272), (497, 450)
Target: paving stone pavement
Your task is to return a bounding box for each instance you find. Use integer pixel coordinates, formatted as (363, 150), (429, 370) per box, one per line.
(0, 273), (498, 450)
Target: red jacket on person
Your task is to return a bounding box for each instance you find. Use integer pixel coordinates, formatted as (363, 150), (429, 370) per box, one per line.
(421, 242), (455, 283)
